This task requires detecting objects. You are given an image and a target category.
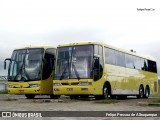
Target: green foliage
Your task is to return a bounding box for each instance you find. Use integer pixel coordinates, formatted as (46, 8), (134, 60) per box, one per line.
(0, 91), (8, 94)
(148, 99), (160, 106)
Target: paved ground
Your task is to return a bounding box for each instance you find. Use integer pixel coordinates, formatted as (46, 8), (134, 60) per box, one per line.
(0, 94), (160, 120)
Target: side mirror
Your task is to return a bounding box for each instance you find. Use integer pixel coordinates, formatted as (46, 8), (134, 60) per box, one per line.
(4, 61), (6, 70)
(4, 58), (11, 70)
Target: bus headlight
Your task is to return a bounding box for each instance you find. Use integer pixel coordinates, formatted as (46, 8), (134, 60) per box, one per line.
(29, 84), (39, 88)
(53, 83), (61, 86)
(79, 82), (92, 86)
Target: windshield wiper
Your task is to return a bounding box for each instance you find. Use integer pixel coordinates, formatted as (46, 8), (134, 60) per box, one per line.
(72, 64), (80, 80)
(13, 64), (24, 81)
(60, 72), (66, 80)
(59, 60), (69, 80)
(59, 63), (80, 80)
(60, 66), (68, 80)
(14, 64), (29, 81)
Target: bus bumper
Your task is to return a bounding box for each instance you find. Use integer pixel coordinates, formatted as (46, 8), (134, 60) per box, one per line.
(8, 88), (41, 95)
(53, 86), (94, 95)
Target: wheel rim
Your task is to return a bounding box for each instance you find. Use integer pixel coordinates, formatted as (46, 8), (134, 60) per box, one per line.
(139, 87), (143, 98)
(146, 91), (148, 97)
(145, 88), (149, 98)
(103, 87), (108, 99)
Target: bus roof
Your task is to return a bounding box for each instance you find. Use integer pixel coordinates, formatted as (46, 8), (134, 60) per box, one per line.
(58, 41), (156, 61)
(14, 46), (56, 50)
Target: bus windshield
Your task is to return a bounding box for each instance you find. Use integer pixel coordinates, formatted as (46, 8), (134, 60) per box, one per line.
(8, 48), (44, 81)
(55, 45), (93, 80)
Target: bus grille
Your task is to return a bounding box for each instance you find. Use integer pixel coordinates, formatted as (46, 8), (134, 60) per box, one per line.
(71, 82), (79, 85)
(61, 82), (79, 85)
(61, 83), (69, 85)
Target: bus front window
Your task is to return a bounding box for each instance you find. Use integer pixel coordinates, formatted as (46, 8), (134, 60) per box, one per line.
(8, 49), (44, 81)
(55, 45), (93, 80)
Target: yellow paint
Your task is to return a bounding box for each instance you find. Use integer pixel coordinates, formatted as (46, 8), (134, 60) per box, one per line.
(7, 46), (56, 95)
(53, 42), (158, 96)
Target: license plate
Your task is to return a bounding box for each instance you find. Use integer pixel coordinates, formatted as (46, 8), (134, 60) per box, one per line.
(19, 90), (24, 92)
(67, 88), (73, 91)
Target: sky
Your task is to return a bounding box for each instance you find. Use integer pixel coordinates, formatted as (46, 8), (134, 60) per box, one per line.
(0, 0), (160, 76)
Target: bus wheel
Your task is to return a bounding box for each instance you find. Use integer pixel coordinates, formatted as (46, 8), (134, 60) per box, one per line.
(95, 95), (103, 100)
(25, 94), (36, 99)
(144, 86), (150, 99)
(70, 95), (79, 99)
(80, 95), (89, 98)
(50, 95), (60, 99)
(103, 85), (109, 99)
(137, 85), (144, 99)
(110, 95), (117, 99)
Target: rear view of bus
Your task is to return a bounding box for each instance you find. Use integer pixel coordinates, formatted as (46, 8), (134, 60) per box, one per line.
(4, 46), (59, 99)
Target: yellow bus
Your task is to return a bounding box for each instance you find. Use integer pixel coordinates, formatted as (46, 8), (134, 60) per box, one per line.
(53, 42), (158, 99)
(4, 46), (60, 99)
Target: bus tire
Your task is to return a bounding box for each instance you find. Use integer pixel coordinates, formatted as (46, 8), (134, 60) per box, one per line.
(144, 86), (150, 99)
(80, 95), (89, 98)
(110, 95), (117, 99)
(137, 85), (144, 99)
(70, 95), (79, 99)
(95, 95), (103, 100)
(50, 95), (60, 99)
(103, 84), (109, 99)
(25, 94), (36, 99)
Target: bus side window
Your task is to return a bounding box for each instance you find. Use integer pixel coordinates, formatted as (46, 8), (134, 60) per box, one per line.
(94, 45), (103, 80)
(148, 60), (157, 73)
(93, 56), (102, 81)
(143, 60), (148, 71)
